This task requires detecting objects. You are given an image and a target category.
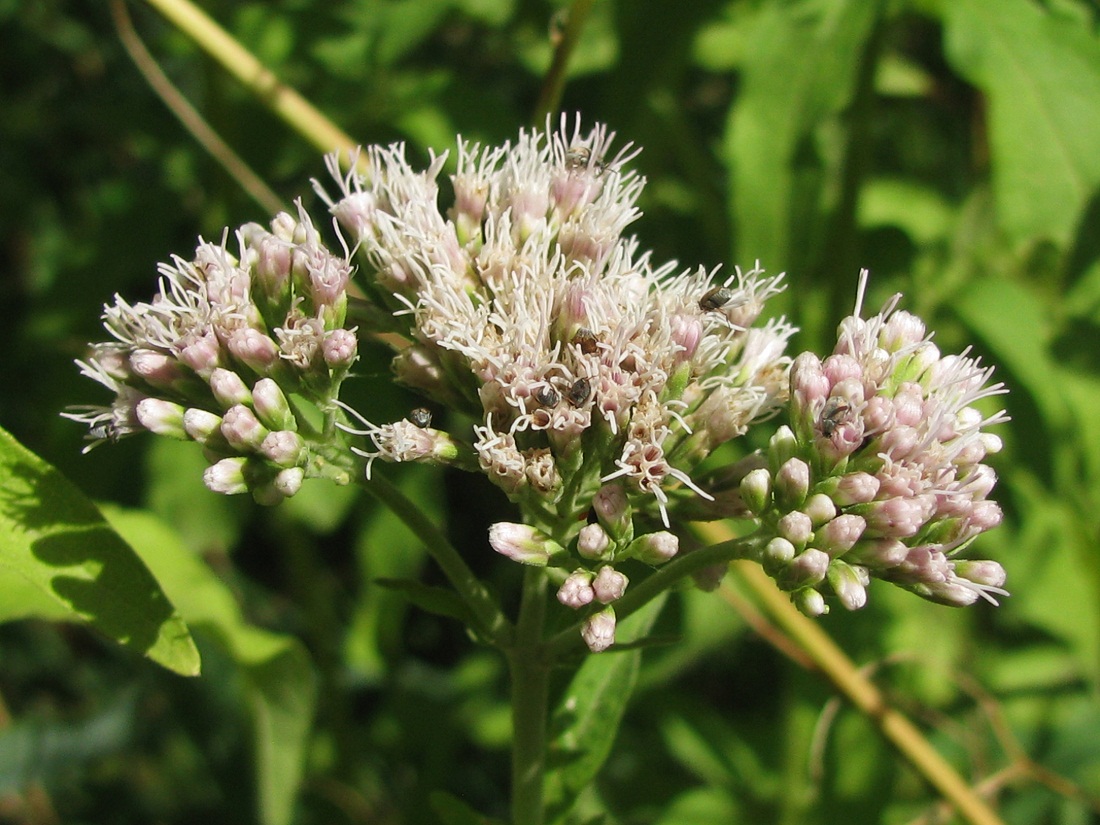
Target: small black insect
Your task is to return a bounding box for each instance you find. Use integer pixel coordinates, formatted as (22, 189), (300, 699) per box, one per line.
(571, 327), (599, 355)
(409, 407), (433, 428)
(698, 286), (737, 313)
(820, 399), (851, 438)
(566, 377), (592, 406)
(565, 145), (606, 176)
(534, 385), (560, 407)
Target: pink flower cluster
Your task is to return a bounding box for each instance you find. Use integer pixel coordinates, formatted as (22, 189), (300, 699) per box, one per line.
(740, 273), (1008, 614)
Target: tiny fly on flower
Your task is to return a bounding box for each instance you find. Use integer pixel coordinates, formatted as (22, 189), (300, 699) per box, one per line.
(566, 377), (592, 406)
(820, 398), (851, 438)
(409, 407), (433, 428)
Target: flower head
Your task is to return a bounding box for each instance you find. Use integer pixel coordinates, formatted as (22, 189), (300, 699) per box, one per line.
(744, 270), (1008, 613)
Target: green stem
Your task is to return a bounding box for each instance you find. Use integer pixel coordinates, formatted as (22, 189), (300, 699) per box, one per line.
(532, 0), (597, 124)
(547, 532), (765, 655)
(508, 567), (551, 825)
(357, 472), (513, 646)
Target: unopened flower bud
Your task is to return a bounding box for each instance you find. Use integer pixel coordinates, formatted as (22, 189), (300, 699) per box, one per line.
(182, 408), (224, 444)
(227, 328), (281, 375)
(775, 458), (810, 509)
(488, 523), (562, 566)
(764, 536), (796, 568)
(816, 514), (867, 557)
(785, 548), (830, 587)
(323, 328), (358, 369)
(209, 368), (252, 408)
(221, 404), (270, 451)
(577, 523), (612, 560)
(260, 430), (305, 467)
(768, 425), (799, 470)
(204, 456), (249, 495)
(252, 378), (297, 431)
(132, 349), (188, 392)
(803, 494), (837, 526)
(827, 560), (868, 610)
(179, 332), (222, 377)
(592, 566), (628, 604)
(581, 607), (617, 653)
(273, 466), (304, 498)
(952, 559), (1007, 589)
(740, 468), (772, 515)
(629, 531), (679, 565)
(794, 587), (828, 617)
(135, 398), (186, 438)
(557, 570), (595, 609)
(593, 483), (632, 542)
(777, 510), (813, 548)
(833, 472), (880, 506)
(846, 538), (908, 569)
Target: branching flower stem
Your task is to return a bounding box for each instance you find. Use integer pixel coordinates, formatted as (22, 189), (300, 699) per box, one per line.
(353, 469), (513, 646)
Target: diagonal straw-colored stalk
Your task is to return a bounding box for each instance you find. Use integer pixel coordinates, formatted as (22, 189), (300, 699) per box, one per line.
(139, 0), (361, 163)
(693, 521), (1006, 825)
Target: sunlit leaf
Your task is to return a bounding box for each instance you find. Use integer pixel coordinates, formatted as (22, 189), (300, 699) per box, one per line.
(0, 425), (200, 676)
(940, 0), (1100, 245)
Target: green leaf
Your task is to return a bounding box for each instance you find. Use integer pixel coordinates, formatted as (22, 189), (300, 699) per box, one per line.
(429, 790), (504, 825)
(102, 506), (317, 825)
(724, 0), (880, 271)
(374, 577), (473, 624)
(544, 595), (667, 824)
(0, 425), (200, 676)
(940, 0), (1100, 245)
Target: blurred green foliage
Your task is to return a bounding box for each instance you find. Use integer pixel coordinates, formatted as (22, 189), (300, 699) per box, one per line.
(2, 0), (1100, 823)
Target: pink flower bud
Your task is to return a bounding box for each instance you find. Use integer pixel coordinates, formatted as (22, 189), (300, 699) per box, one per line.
(179, 332), (222, 377)
(227, 328), (281, 374)
(592, 566), (628, 604)
(765, 537), (796, 566)
(952, 559), (1007, 590)
(577, 523), (612, 560)
(252, 378), (296, 431)
(740, 468), (772, 514)
(221, 404), (270, 451)
(833, 472), (880, 505)
(593, 483), (632, 541)
(630, 531), (679, 565)
(488, 523), (561, 566)
(815, 514), (867, 556)
(130, 349), (184, 389)
(786, 548), (830, 586)
(803, 494), (837, 527)
(183, 408), (223, 444)
(209, 368), (252, 408)
(581, 607), (617, 653)
(135, 398), (186, 438)
(775, 458), (810, 509)
(823, 354), (862, 386)
(323, 329), (358, 369)
(777, 511), (813, 548)
(827, 561), (868, 610)
(259, 431), (305, 467)
(204, 457), (249, 495)
(273, 466), (304, 498)
(557, 570), (595, 609)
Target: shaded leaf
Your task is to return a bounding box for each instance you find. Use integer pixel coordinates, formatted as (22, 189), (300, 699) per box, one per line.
(430, 790), (504, 825)
(103, 506), (317, 825)
(544, 595), (666, 824)
(0, 425), (199, 676)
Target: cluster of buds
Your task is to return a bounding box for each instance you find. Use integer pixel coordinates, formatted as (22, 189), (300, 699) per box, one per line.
(65, 204), (359, 502)
(734, 273), (1008, 615)
(489, 483), (681, 651)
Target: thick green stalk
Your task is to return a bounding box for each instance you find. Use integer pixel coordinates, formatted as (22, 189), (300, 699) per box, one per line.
(508, 567), (551, 825)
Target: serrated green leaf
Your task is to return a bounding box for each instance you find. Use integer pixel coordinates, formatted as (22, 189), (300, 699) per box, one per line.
(102, 506), (317, 825)
(940, 0), (1100, 245)
(544, 595), (666, 823)
(0, 425), (200, 676)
